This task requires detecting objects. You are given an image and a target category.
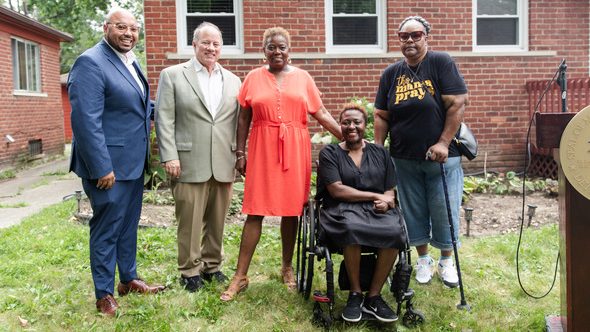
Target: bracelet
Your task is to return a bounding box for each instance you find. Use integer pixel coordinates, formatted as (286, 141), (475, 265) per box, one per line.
(236, 150), (245, 155)
(236, 155), (246, 160)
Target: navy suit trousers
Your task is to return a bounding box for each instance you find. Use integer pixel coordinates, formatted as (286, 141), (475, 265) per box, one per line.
(82, 177), (144, 299)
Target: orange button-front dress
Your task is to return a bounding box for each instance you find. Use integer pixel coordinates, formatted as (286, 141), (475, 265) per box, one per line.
(238, 66), (322, 216)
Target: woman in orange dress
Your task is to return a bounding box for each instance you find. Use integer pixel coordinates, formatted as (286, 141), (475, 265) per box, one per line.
(221, 27), (342, 301)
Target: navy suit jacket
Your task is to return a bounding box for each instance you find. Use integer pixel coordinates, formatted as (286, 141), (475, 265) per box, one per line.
(68, 39), (151, 181)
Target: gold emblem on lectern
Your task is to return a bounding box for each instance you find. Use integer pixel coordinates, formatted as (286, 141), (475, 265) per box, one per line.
(559, 105), (590, 200)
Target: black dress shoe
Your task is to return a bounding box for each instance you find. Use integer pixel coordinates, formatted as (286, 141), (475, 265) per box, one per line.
(181, 275), (204, 292)
(202, 271), (228, 283)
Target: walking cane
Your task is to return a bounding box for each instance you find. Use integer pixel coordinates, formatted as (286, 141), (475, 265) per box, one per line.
(439, 162), (470, 311)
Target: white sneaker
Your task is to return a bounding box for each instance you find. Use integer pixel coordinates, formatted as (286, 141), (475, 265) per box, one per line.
(438, 258), (459, 288)
(415, 256), (434, 284)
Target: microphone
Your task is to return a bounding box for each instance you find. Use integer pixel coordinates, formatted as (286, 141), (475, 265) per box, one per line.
(558, 59), (567, 112)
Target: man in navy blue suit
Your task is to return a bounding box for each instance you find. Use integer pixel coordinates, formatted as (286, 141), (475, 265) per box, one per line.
(68, 7), (165, 316)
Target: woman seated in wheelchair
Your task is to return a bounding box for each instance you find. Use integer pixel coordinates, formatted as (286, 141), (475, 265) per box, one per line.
(317, 103), (406, 323)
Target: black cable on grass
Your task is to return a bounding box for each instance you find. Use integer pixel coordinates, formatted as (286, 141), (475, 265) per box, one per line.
(515, 62), (561, 299)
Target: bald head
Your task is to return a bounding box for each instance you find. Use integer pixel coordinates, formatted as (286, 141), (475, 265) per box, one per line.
(105, 8), (136, 24)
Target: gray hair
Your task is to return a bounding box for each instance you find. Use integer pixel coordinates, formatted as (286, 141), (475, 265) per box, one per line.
(192, 22), (223, 43)
(399, 16), (432, 35)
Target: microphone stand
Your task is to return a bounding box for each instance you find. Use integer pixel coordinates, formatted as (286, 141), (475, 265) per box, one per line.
(559, 59), (567, 113)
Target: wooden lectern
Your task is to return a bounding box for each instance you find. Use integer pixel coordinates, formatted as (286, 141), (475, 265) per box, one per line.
(536, 110), (590, 331)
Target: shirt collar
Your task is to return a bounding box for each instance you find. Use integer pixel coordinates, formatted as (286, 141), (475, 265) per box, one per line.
(104, 38), (137, 65)
(193, 57), (220, 74)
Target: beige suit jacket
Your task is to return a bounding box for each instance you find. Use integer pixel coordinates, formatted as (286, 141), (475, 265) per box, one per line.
(155, 58), (241, 183)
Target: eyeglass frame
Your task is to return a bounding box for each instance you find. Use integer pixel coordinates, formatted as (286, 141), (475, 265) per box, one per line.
(397, 30), (426, 42)
(106, 22), (141, 33)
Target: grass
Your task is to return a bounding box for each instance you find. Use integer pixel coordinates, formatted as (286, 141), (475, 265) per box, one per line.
(0, 169), (16, 181)
(0, 202), (28, 208)
(0, 201), (560, 331)
(42, 170), (69, 177)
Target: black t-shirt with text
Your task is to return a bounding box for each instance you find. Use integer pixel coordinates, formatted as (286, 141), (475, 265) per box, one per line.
(374, 51), (467, 160)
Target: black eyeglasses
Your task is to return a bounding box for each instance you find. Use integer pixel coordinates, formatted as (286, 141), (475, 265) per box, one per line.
(398, 31), (426, 42)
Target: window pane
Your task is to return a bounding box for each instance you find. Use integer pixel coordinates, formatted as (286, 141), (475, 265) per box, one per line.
(11, 39), (41, 91)
(27, 44), (39, 91)
(187, 0), (233, 13)
(477, 0), (517, 15)
(186, 16), (236, 46)
(11, 39), (19, 89)
(477, 18), (518, 45)
(333, 0), (376, 14)
(333, 17), (377, 45)
(17, 41), (27, 89)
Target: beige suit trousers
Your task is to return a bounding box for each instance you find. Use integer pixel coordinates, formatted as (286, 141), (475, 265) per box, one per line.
(172, 179), (232, 278)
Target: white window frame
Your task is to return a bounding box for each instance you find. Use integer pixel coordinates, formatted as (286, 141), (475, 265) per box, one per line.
(176, 0), (243, 55)
(325, 0), (386, 54)
(11, 37), (41, 93)
(472, 0), (528, 52)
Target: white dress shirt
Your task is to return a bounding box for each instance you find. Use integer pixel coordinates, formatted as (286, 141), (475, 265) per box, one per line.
(104, 38), (145, 96)
(194, 59), (223, 118)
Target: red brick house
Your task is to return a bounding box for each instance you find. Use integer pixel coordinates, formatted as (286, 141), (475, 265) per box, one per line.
(60, 73), (72, 142)
(0, 6), (73, 169)
(144, 0), (589, 173)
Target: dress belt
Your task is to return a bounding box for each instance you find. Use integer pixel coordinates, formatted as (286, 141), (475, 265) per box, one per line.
(253, 120), (306, 171)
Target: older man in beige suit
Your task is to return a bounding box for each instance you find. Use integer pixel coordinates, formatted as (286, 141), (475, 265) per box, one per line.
(155, 22), (241, 292)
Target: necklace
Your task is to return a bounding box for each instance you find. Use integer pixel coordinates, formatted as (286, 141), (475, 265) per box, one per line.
(406, 61), (423, 82)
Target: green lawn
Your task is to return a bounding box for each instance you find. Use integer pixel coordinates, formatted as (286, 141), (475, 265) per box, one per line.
(0, 201), (560, 331)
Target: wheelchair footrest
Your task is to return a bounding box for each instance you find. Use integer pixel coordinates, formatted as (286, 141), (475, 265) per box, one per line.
(313, 291), (331, 303)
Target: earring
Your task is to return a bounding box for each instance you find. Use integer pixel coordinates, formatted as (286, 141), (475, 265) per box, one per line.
(288, 58), (292, 64)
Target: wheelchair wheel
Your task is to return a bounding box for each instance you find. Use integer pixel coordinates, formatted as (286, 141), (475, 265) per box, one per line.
(296, 206), (309, 295)
(303, 201), (315, 299)
(402, 307), (425, 327)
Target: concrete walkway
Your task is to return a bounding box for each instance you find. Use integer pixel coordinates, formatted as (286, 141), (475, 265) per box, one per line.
(0, 146), (82, 229)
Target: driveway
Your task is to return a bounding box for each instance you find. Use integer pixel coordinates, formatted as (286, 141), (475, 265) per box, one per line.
(0, 147), (82, 229)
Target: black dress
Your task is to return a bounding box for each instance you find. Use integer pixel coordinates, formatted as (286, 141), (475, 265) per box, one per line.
(317, 143), (407, 249)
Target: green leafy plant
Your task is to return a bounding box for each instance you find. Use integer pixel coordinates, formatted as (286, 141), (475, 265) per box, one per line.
(228, 181), (244, 216)
(463, 172), (555, 201)
(145, 126), (167, 189)
(142, 172), (174, 205)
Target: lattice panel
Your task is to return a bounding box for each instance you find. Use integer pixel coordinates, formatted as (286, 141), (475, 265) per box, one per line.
(529, 153), (558, 179)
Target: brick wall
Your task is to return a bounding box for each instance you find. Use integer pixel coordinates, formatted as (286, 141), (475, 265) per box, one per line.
(144, 0), (590, 173)
(0, 24), (65, 169)
(61, 84), (72, 142)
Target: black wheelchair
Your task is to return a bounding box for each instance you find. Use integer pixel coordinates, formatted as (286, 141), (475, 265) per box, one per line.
(295, 196), (425, 329)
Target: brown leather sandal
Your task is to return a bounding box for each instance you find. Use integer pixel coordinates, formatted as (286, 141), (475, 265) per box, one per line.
(281, 266), (297, 291)
(220, 275), (249, 302)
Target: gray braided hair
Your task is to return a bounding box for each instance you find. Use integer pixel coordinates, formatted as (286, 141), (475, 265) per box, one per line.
(398, 16), (432, 34)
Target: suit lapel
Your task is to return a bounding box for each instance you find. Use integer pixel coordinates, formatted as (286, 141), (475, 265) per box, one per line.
(100, 40), (146, 104)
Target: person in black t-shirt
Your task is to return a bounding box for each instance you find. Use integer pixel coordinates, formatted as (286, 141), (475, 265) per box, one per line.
(374, 16), (469, 288)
